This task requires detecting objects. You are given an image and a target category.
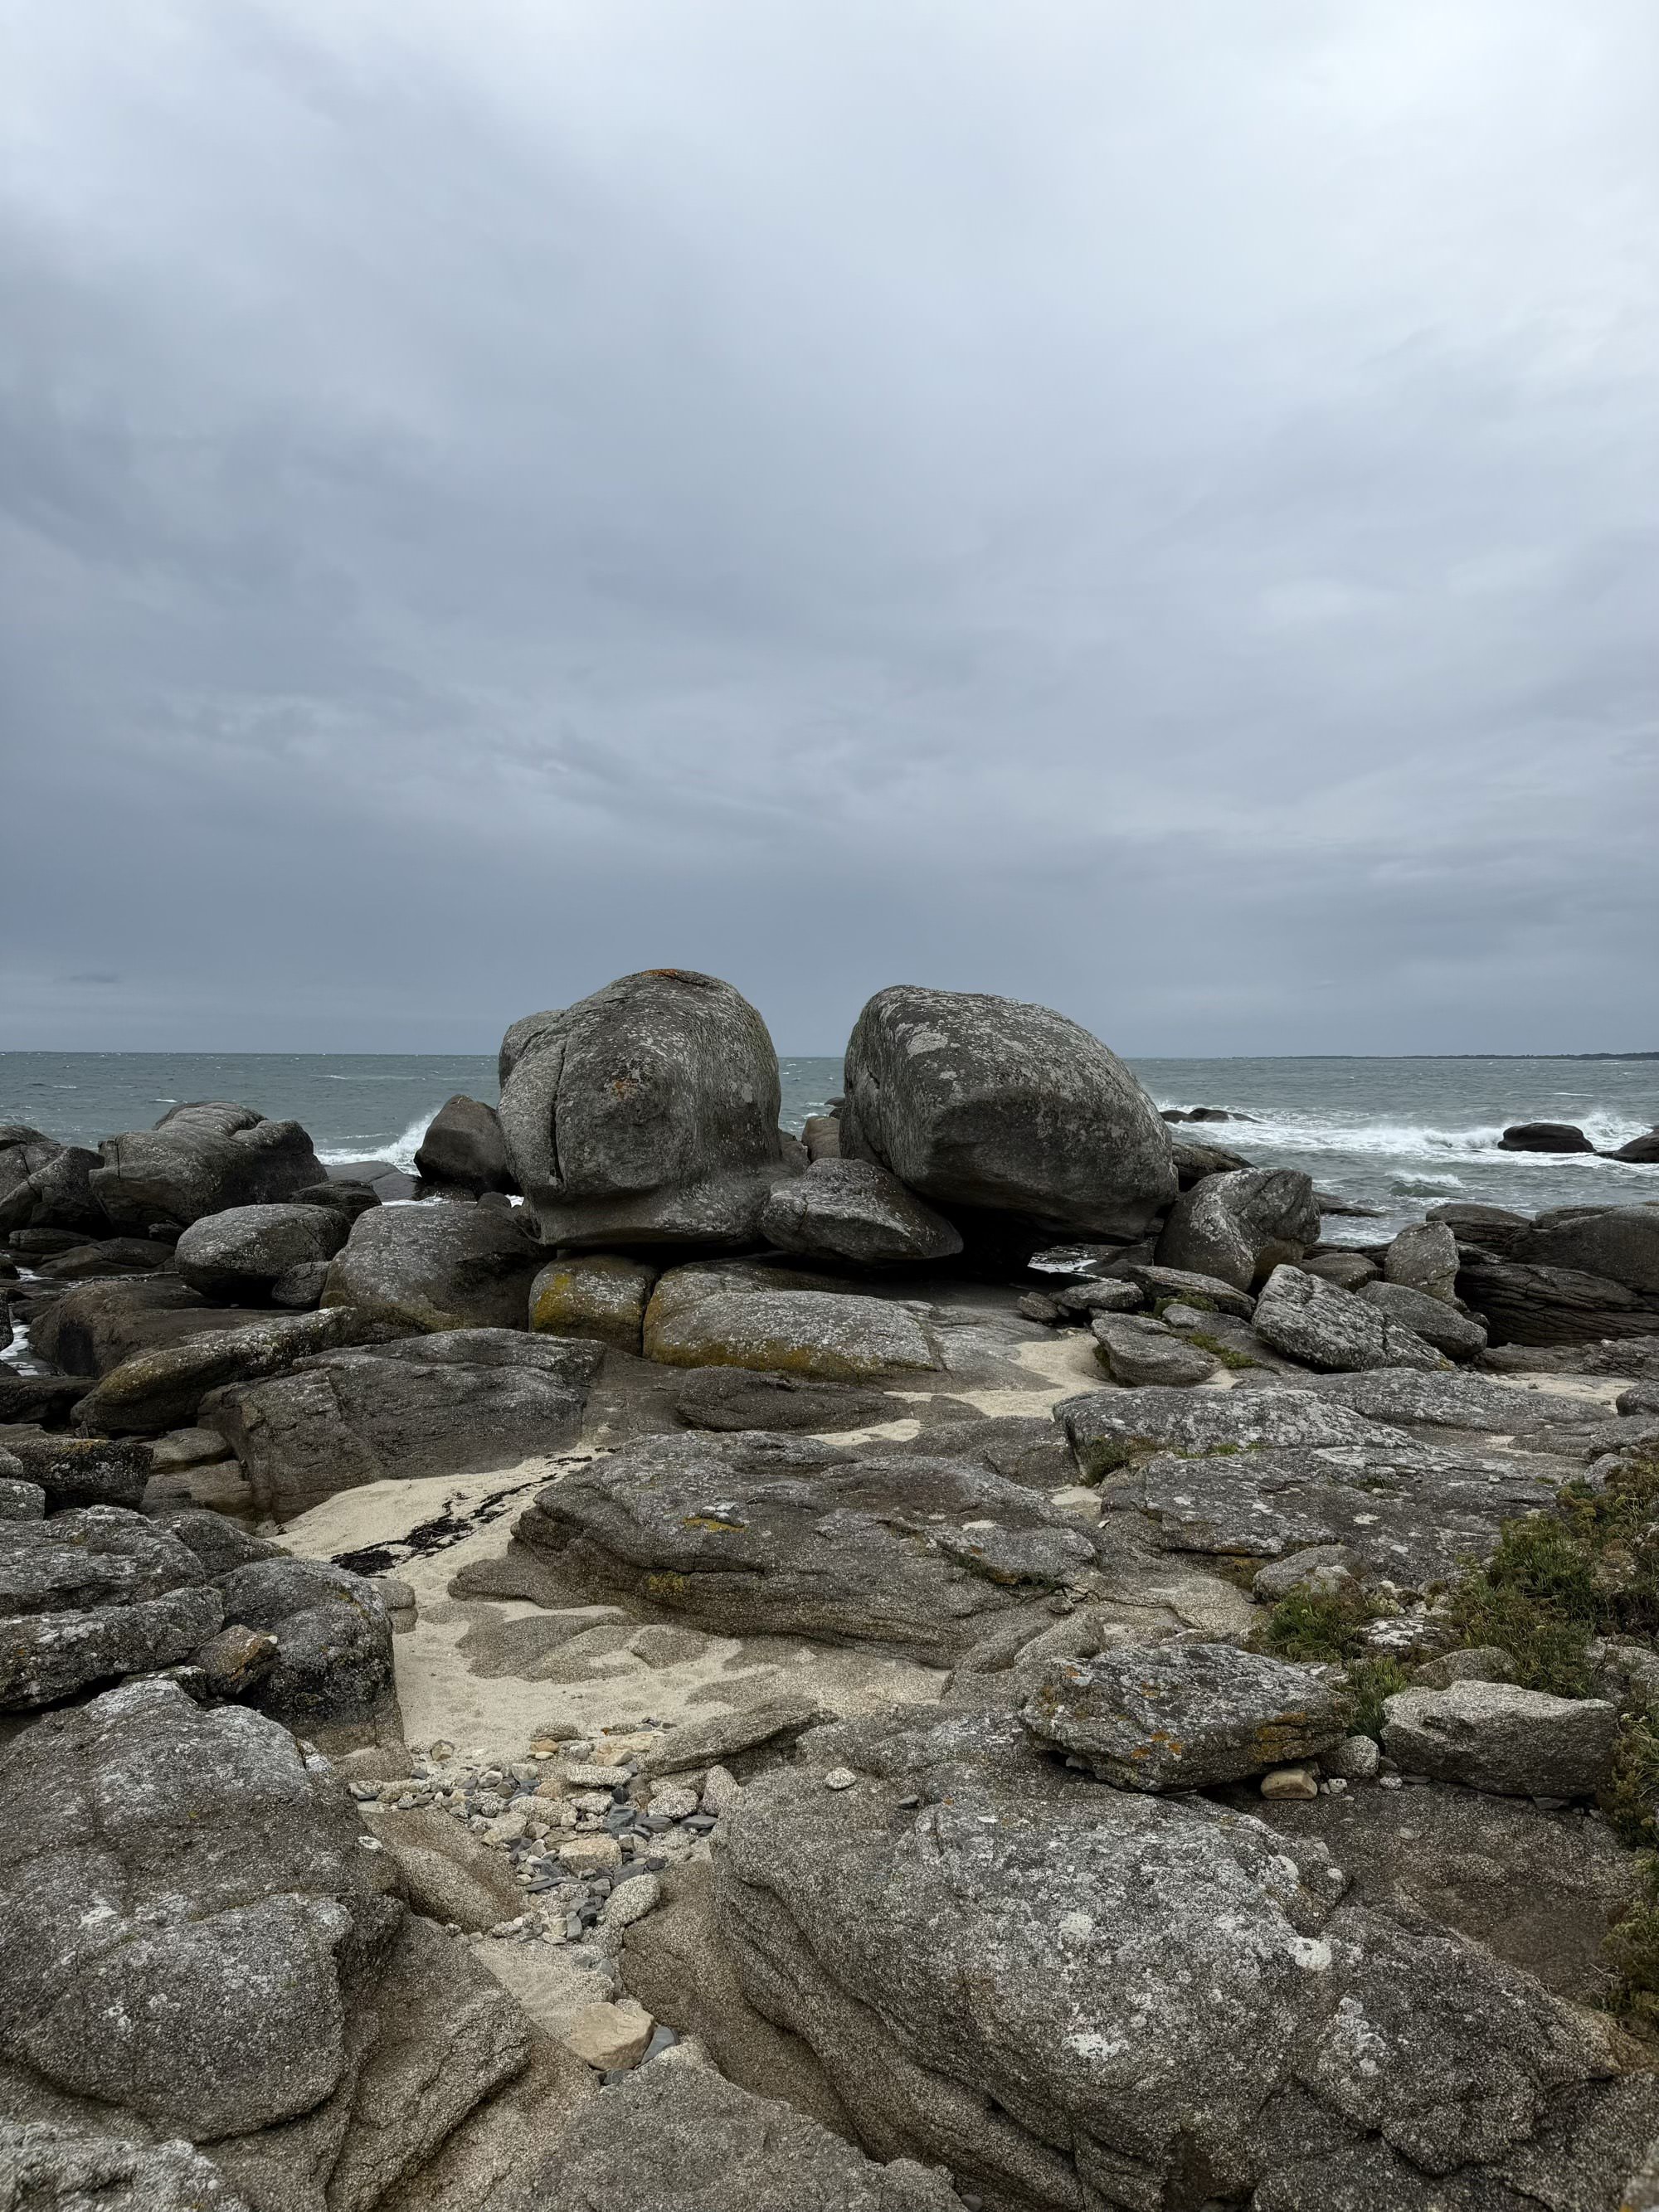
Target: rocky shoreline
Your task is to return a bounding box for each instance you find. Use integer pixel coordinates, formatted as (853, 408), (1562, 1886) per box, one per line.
(4, 968), (1659, 2210)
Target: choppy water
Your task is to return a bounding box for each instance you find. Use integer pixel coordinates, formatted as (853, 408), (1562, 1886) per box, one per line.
(2, 1050), (1653, 1239)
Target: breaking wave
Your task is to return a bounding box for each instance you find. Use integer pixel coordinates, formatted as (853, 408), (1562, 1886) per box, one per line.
(315, 1111), (436, 1175)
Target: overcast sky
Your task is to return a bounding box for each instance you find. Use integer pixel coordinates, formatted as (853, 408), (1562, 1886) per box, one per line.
(3, 1), (1656, 1057)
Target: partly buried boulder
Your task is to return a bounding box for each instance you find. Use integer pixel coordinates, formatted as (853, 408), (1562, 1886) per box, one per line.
(70, 1305), (405, 1435)
(839, 985), (1176, 1238)
(1382, 1681), (1618, 1798)
(507, 2061), (965, 2211)
(1089, 1312), (1217, 1387)
(1383, 1219), (1460, 1301)
(1057, 1382), (1385, 1480)
(414, 1093), (517, 1194)
(513, 1431), (1098, 1663)
(323, 1197), (544, 1330)
(1252, 1264), (1448, 1373)
(211, 1554), (396, 1730)
(1155, 1168), (1320, 1291)
(173, 1202), (349, 1303)
(713, 1703), (1657, 2212)
(0, 1506), (222, 1709)
(530, 1253), (659, 1352)
(497, 970), (798, 1249)
(1612, 1126), (1659, 1164)
(0, 1678), (551, 2205)
(0, 1134), (106, 1234)
(642, 1262), (941, 1381)
(672, 1367), (897, 1434)
(202, 1330), (600, 1524)
(757, 1158), (963, 1267)
(1023, 1641), (1345, 1789)
(89, 1102), (324, 1231)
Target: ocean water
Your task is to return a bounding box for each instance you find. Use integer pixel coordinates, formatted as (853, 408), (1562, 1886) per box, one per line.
(2, 1051), (1654, 1241)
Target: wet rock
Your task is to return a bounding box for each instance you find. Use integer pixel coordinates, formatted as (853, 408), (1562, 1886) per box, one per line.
(1057, 1381), (1384, 1479)
(1155, 1167), (1321, 1291)
(1382, 1682), (1618, 1797)
(672, 1366), (895, 1433)
(514, 2061), (966, 2210)
(0, 1374), (94, 1427)
(513, 1431), (1097, 1663)
(839, 984), (1176, 1238)
(323, 1199), (544, 1330)
(71, 1305), (403, 1435)
(1610, 1126), (1659, 1165)
(1383, 1220), (1460, 1302)
(1355, 1279), (1486, 1359)
(1497, 1122), (1595, 1154)
(1170, 1135), (1255, 1188)
(202, 1329), (596, 1522)
(529, 1253), (659, 1351)
(714, 1702), (1643, 2210)
(643, 1263), (939, 1381)
(173, 1203), (348, 1303)
(291, 1177), (382, 1221)
(414, 1093), (516, 1194)
(498, 971), (797, 1250)
(90, 1102), (325, 1232)
(1090, 1311), (1218, 1387)
(758, 1156), (963, 1267)
(1023, 1641), (1345, 1789)
(1253, 1265), (1448, 1373)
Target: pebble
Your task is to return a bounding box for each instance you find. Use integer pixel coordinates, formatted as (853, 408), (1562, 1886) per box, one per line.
(824, 1767), (859, 1791)
(1259, 1766), (1319, 1802)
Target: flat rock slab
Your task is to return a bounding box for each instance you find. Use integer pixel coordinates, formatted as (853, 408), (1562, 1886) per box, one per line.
(513, 1431), (1099, 1663)
(758, 1156), (964, 1267)
(1253, 1265), (1447, 1373)
(1103, 1437), (1559, 1587)
(1383, 1682), (1619, 1797)
(713, 1703), (1649, 2211)
(645, 1281), (940, 1381)
(672, 1367), (898, 1433)
(1058, 1384), (1386, 1479)
(1023, 1641), (1345, 1789)
(518, 2059), (966, 2210)
(71, 1306), (405, 1436)
(1287, 1368), (1606, 1435)
(1090, 1314), (1217, 1387)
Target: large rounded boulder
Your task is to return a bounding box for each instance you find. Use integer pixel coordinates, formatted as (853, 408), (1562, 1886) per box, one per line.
(412, 1095), (515, 1194)
(322, 1200), (542, 1330)
(174, 1203), (350, 1303)
(90, 1104), (325, 1231)
(1155, 1166), (1320, 1290)
(498, 970), (797, 1249)
(839, 986), (1175, 1239)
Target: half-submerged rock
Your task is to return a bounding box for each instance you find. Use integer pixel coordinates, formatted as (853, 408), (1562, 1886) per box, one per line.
(498, 970), (798, 1250)
(839, 984), (1176, 1238)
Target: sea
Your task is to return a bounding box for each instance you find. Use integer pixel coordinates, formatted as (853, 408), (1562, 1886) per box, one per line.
(2, 1051), (1656, 1242)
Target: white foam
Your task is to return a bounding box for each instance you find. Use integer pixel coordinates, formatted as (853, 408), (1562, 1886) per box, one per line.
(316, 1111), (436, 1175)
(1157, 1104), (1651, 1164)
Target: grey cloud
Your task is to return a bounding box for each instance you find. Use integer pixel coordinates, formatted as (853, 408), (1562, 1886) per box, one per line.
(2, 0), (1656, 1055)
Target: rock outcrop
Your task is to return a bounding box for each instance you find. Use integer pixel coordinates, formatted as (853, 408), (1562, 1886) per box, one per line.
(839, 985), (1176, 1238)
(323, 1198), (544, 1330)
(497, 971), (797, 1249)
(1253, 1264), (1448, 1372)
(1155, 1167), (1321, 1291)
(89, 1103), (325, 1231)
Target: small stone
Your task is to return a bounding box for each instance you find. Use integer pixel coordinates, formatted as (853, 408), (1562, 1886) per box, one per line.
(563, 1996), (655, 2072)
(701, 1765), (741, 1815)
(559, 1834), (624, 1875)
(601, 1873), (662, 1930)
(823, 1767), (859, 1791)
(1260, 1766), (1319, 1801)
(1379, 1773), (1404, 1791)
(1322, 1734), (1381, 1782)
(648, 1780), (700, 1822)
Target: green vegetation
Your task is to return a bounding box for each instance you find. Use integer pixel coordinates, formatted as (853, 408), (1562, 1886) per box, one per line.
(1342, 1655), (1414, 1741)
(1153, 1294), (1216, 1318)
(1250, 1586), (1409, 1739)
(1606, 1709), (1659, 1851)
(1604, 1860), (1659, 2035)
(1185, 1330), (1257, 1371)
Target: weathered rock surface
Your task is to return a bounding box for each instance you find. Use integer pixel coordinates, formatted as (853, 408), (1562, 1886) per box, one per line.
(0, 1678), (539, 2205)
(1497, 1121), (1596, 1153)
(1383, 1220), (1460, 1301)
(1156, 1167), (1321, 1291)
(71, 1305), (403, 1435)
(0, 1136), (107, 1235)
(758, 1157), (964, 1267)
(1253, 1265), (1448, 1373)
(323, 1199), (544, 1330)
(839, 984), (1177, 1237)
(0, 2122), (255, 2212)
(1058, 1382), (1385, 1479)
(714, 1703), (1649, 2211)
(362, 1805), (528, 1932)
(1299, 1249), (1379, 1293)
(90, 1103), (325, 1231)
(0, 1432), (152, 1510)
(30, 1236), (176, 1282)
(212, 1555), (396, 1729)
(1023, 1641), (1345, 1789)
(1519, 1204), (1659, 1297)
(1290, 1366), (1600, 1436)
(672, 1366), (896, 1433)
(1090, 1311), (1218, 1387)
(508, 2062), (965, 2211)
(1102, 1433), (1558, 1586)
(1459, 1256), (1659, 1346)
(513, 1432), (1097, 1661)
(1356, 1277), (1487, 1358)
(29, 1276), (245, 1378)
(415, 1094), (517, 1194)
(643, 1263), (940, 1381)
(529, 1253), (658, 1351)
(173, 1202), (348, 1302)
(202, 1330), (597, 1522)
(1382, 1681), (1619, 1797)
(497, 970), (796, 1249)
